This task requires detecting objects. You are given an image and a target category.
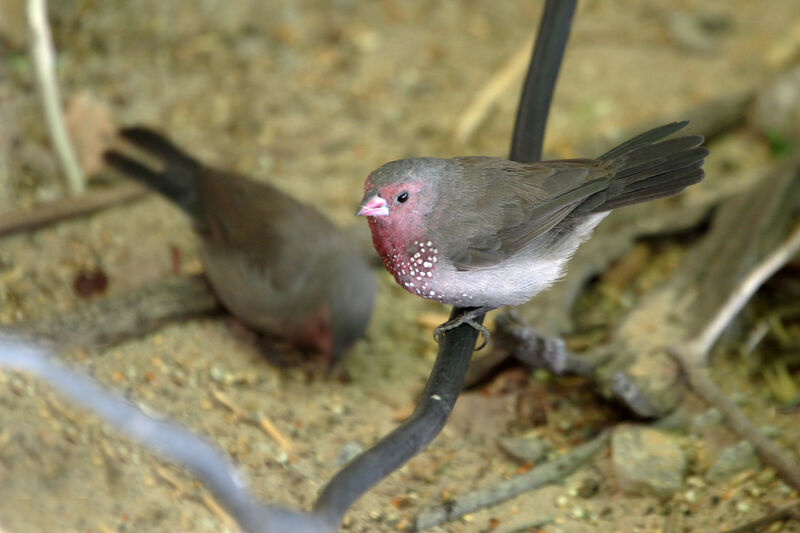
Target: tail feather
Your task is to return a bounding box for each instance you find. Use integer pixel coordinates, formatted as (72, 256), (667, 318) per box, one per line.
(586, 121), (707, 213)
(598, 167), (704, 211)
(103, 128), (203, 221)
(598, 121), (689, 160)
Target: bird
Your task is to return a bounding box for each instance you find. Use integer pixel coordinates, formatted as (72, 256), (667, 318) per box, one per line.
(104, 128), (375, 365)
(357, 121), (708, 348)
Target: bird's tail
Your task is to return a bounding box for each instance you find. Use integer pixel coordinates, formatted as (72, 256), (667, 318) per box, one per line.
(103, 128), (203, 221)
(586, 121), (708, 212)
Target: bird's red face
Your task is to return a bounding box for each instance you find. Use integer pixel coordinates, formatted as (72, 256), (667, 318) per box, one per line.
(357, 177), (433, 249)
(357, 173), (445, 297)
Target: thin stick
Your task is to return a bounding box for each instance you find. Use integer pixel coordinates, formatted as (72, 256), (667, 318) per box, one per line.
(255, 414), (293, 454)
(453, 36), (535, 144)
(687, 222), (800, 366)
(722, 500), (800, 533)
(673, 360), (800, 490)
(413, 432), (609, 531)
(0, 183), (147, 238)
(26, 0), (86, 194)
(669, 223), (800, 490)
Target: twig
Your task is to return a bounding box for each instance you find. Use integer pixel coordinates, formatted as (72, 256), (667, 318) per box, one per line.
(255, 414), (293, 454)
(669, 224), (800, 490)
(672, 359), (800, 490)
(26, 0), (86, 194)
(413, 432), (609, 531)
(685, 222), (800, 366)
(721, 500), (800, 533)
(155, 465), (238, 529)
(464, 310), (603, 388)
(453, 35), (534, 144)
(0, 183), (148, 238)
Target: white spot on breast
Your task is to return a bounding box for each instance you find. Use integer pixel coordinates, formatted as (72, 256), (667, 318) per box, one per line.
(423, 261), (432, 268)
(429, 290), (435, 296)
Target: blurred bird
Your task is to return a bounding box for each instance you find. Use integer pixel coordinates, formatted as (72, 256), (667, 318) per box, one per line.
(105, 128), (375, 365)
(357, 121), (708, 347)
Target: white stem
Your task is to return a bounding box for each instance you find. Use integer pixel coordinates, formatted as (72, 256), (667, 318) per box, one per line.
(690, 221), (800, 365)
(26, 0), (86, 194)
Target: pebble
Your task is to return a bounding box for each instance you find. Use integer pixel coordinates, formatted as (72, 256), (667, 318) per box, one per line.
(498, 433), (553, 464)
(611, 425), (686, 498)
(333, 441), (364, 468)
(706, 441), (760, 484)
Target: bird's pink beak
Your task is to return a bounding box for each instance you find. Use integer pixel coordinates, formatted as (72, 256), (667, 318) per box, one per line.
(357, 195), (389, 217)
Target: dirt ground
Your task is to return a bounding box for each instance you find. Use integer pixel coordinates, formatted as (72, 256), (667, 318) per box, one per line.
(1, 1), (800, 532)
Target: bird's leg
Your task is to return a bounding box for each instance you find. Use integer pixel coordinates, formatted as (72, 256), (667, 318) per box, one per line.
(433, 307), (492, 350)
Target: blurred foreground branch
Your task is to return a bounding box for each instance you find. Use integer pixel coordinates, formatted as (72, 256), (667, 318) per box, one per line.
(0, 334), (332, 533)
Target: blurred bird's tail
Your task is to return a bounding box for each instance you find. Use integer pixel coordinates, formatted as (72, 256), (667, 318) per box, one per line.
(587, 121), (708, 212)
(103, 128), (203, 221)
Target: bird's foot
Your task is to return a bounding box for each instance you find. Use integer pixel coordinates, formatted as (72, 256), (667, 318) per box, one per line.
(433, 308), (491, 350)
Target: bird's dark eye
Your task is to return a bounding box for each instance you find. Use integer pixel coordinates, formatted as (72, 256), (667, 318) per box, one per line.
(396, 191), (409, 203)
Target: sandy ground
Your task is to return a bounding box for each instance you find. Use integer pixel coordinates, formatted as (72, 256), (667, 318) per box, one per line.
(1, 1), (800, 531)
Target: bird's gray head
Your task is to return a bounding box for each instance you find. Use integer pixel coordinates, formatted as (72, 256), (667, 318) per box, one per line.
(356, 157), (451, 224)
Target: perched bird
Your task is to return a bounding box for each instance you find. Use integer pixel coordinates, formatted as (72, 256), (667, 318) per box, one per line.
(357, 121), (708, 347)
(105, 128), (375, 364)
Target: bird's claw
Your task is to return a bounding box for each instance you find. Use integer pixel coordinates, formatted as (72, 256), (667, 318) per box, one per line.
(433, 311), (491, 351)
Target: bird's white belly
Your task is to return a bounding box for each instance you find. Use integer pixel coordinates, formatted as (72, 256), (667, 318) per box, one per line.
(432, 212), (608, 308)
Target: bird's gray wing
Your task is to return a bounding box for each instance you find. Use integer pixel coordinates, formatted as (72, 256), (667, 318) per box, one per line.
(442, 158), (611, 270)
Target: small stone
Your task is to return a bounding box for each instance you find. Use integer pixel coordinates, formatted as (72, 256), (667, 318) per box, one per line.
(498, 433), (553, 464)
(611, 425), (686, 498)
(333, 441), (364, 468)
(706, 442), (760, 484)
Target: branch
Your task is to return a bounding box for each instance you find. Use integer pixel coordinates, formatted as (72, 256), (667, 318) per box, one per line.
(684, 221), (800, 366)
(310, 1), (577, 527)
(413, 432), (608, 531)
(722, 500), (800, 533)
(510, 0), (577, 163)
(20, 275), (219, 348)
(312, 308), (481, 525)
(669, 222), (800, 491)
(0, 183), (147, 238)
(26, 0), (86, 194)
(0, 334), (330, 533)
